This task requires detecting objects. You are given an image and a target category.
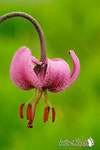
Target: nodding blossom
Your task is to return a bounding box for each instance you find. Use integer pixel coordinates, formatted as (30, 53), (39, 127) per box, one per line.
(0, 12), (80, 128)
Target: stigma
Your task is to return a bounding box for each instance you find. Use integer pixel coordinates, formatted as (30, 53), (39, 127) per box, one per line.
(19, 89), (56, 128)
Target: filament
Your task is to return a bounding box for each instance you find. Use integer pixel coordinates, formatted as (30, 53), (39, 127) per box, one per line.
(43, 92), (47, 107)
(25, 89), (37, 106)
(44, 90), (52, 108)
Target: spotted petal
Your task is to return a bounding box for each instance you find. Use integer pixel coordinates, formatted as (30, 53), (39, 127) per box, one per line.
(43, 50), (80, 93)
(43, 58), (70, 92)
(10, 47), (41, 90)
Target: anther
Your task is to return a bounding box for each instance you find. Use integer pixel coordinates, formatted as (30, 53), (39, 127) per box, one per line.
(52, 107), (56, 122)
(26, 104), (31, 120)
(19, 103), (25, 118)
(26, 104), (33, 128)
(43, 107), (47, 122)
(47, 107), (50, 121)
(43, 106), (50, 122)
(28, 104), (33, 122)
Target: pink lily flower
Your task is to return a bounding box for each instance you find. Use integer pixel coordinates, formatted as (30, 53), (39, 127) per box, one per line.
(0, 12), (80, 128)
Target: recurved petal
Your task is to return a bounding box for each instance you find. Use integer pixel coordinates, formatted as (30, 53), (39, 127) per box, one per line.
(43, 58), (70, 92)
(10, 47), (41, 90)
(31, 56), (40, 64)
(64, 50), (80, 88)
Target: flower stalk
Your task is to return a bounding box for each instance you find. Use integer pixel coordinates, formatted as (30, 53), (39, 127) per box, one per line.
(0, 12), (80, 128)
(0, 12), (46, 63)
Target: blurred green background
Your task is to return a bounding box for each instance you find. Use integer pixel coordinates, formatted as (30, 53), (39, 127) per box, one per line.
(0, 0), (100, 150)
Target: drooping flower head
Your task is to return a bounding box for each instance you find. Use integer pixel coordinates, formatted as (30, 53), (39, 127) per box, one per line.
(0, 12), (80, 128)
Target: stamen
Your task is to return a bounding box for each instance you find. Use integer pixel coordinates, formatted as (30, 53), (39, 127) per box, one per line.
(44, 91), (56, 123)
(19, 89), (37, 120)
(19, 103), (25, 118)
(52, 107), (56, 122)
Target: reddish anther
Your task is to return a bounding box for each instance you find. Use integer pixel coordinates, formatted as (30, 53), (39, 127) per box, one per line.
(28, 104), (33, 122)
(19, 103), (25, 118)
(52, 107), (56, 122)
(26, 104), (31, 120)
(26, 104), (33, 128)
(43, 106), (50, 122)
(47, 107), (50, 121)
(43, 107), (47, 122)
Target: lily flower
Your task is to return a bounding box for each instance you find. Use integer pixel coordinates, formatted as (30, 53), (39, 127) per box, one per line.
(0, 12), (80, 128)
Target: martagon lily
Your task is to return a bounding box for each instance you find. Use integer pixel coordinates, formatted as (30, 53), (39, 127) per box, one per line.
(0, 12), (80, 128)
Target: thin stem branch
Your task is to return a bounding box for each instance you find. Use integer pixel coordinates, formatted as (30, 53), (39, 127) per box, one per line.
(0, 12), (46, 63)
